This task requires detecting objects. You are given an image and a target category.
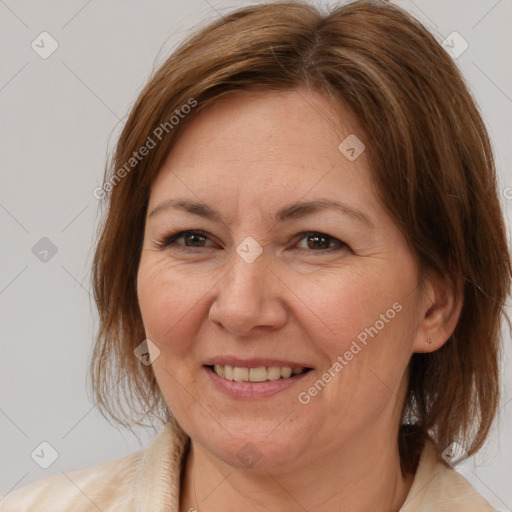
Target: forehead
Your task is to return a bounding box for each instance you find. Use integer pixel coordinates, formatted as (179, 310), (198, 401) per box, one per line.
(162, 88), (360, 163)
(149, 88), (378, 223)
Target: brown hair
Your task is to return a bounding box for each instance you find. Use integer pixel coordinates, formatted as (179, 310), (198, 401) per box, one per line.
(90, 0), (511, 473)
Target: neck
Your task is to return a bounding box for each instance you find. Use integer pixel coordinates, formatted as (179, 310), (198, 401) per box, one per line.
(180, 425), (415, 512)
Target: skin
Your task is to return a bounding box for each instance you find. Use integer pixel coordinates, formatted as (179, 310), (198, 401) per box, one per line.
(136, 87), (462, 512)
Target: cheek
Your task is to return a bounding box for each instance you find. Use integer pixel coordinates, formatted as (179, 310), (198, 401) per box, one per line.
(289, 263), (418, 407)
(137, 253), (223, 360)
(137, 256), (195, 346)
(136, 256), (210, 410)
(137, 259), (171, 338)
(287, 265), (407, 353)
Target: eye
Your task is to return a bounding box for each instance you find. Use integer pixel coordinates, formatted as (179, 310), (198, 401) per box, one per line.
(156, 230), (349, 253)
(294, 231), (348, 252)
(158, 230), (216, 250)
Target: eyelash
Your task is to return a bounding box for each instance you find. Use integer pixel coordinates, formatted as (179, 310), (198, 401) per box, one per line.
(156, 230), (349, 254)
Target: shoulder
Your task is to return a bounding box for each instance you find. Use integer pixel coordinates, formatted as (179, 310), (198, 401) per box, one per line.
(1, 418), (189, 512)
(402, 440), (495, 512)
(0, 448), (144, 512)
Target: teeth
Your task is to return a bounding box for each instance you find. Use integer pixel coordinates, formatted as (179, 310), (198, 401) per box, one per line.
(214, 365), (224, 378)
(249, 367), (267, 382)
(233, 367), (249, 382)
(267, 366), (281, 380)
(212, 365), (307, 382)
(224, 365), (234, 380)
(281, 367), (292, 378)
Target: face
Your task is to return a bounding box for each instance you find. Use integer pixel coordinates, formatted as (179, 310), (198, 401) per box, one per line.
(137, 88), (428, 472)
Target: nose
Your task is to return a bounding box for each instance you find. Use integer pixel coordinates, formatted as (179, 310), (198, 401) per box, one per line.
(208, 250), (288, 336)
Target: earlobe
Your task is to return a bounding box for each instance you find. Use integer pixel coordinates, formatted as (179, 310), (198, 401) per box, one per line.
(412, 272), (464, 354)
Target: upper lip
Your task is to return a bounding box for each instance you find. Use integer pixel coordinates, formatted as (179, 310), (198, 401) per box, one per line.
(203, 357), (313, 369)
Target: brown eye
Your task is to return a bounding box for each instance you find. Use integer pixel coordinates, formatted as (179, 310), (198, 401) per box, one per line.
(306, 233), (330, 250)
(295, 231), (348, 252)
(182, 232), (207, 247)
(160, 230), (214, 249)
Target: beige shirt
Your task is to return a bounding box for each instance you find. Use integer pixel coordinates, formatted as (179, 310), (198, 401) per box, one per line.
(1, 417), (495, 511)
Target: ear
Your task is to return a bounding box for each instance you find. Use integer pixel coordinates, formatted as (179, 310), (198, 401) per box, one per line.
(412, 270), (464, 353)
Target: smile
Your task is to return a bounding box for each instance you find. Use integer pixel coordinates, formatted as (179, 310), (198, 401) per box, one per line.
(210, 365), (310, 382)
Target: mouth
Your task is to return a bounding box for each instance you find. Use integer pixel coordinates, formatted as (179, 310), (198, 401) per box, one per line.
(206, 364), (313, 383)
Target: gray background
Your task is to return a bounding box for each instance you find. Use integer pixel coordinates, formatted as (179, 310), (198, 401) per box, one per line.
(1, 0), (511, 509)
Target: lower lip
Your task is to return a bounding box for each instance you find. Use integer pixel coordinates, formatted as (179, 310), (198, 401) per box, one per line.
(204, 366), (312, 399)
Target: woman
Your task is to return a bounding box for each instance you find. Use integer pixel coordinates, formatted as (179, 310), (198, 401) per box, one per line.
(2, 0), (510, 510)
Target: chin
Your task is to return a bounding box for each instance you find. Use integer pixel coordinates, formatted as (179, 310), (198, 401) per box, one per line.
(183, 410), (314, 472)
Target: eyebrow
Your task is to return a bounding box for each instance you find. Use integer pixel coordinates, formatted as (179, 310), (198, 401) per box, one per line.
(148, 198), (374, 228)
